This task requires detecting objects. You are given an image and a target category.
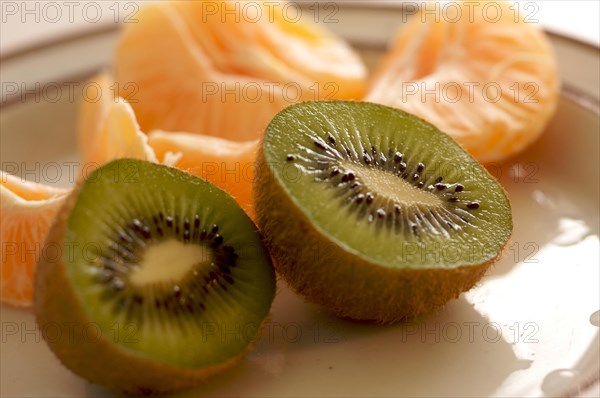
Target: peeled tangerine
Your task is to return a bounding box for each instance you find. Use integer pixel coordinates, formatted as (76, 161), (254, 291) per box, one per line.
(79, 72), (259, 218)
(366, 0), (559, 163)
(76, 72), (159, 167)
(113, 0), (367, 141)
(1, 174), (69, 306)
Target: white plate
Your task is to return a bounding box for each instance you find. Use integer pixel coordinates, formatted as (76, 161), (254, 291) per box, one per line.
(1, 4), (599, 397)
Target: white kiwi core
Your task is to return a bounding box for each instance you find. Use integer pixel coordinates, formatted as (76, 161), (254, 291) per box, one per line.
(345, 161), (443, 207)
(129, 239), (212, 286)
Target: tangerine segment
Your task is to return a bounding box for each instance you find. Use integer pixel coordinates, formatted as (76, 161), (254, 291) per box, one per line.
(77, 71), (112, 164)
(148, 131), (258, 219)
(366, 0), (559, 163)
(172, 0), (366, 99)
(77, 72), (159, 169)
(84, 98), (158, 166)
(1, 172), (69, 306)
(114, 1), (367, 141)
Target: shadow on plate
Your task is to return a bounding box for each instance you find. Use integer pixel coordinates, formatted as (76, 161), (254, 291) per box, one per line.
(83, 287), (529, 398)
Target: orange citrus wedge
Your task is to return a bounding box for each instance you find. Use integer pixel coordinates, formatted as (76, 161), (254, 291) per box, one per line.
(77, 72), (160, 169)
(113, 0), (367, 141)
(82, 98), (158, 166)
(77, 71), (112, 164)
(148, 131), (258, 218)
(366, 0), (559, 163)
(1, 172), (69, 306)
(79, 73), (257, 217)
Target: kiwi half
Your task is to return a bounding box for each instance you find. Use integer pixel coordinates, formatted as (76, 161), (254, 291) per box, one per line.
(255, 101), (512, 323)
(34, 159), (275, 394)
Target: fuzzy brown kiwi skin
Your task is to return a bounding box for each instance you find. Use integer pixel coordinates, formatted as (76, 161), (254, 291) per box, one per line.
(34, 184), (254, 394)
(254, 148), (508, 324)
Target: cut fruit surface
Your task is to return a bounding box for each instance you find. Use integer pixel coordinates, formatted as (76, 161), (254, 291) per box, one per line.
(1, 172), (69, 306)
(261, 102), (511, 267)
(149, 131), (258, 218)
(366, 0), (559, 163)
(35, 159), (275, 393)
(255, 101), (512, 322)
(114, 0), (367, 141)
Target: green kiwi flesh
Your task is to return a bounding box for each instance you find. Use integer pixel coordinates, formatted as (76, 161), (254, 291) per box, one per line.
(255, 101), (512, 323)
(34, 159), (275, 394)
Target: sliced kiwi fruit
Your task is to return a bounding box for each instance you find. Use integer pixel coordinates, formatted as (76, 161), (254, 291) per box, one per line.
(255, 101), (512, 323)
(34, 159), (275, 394)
